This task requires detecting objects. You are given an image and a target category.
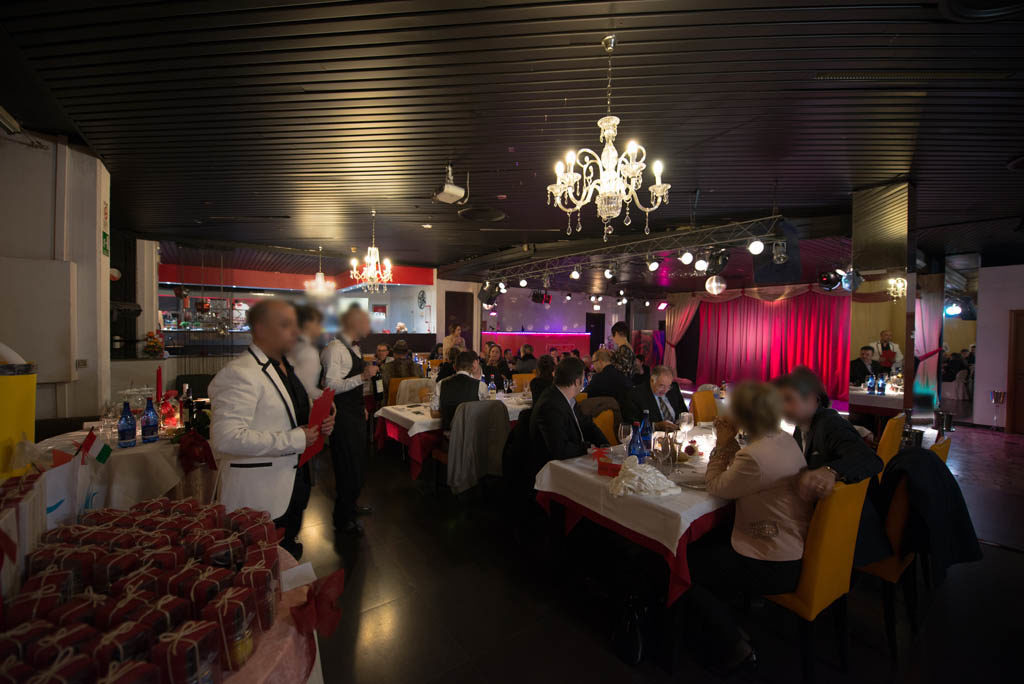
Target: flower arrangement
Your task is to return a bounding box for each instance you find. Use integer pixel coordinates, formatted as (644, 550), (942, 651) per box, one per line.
(142, 330), (165, 358)
(683, 440), (704, 458)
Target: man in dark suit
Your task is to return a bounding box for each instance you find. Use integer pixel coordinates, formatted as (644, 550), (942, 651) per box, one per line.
(530, 357), (608, 465)
(435, 350), (487, 431)
(626, 365), (688, 430)
(585, 349), (632, 409)
(849, 345), (882, 385)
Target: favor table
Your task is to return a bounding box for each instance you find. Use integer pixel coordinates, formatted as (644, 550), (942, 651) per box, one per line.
(534, 429), (729, 605)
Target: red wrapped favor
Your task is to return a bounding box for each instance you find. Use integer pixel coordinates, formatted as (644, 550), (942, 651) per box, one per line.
(239, 520), (277, 547)
(21, 567), (74, 601)
(167, 499), (199, 516)
(95, 549), (141, 592)
(41, 525), (91, 545)
(150, 620), (222, 684)
(131, 498), (170, 515)
(5, 587), (64, 628)
(159, 558), (203, 595)
(81, 527), (136, 551)
(26, 623), (99, 667)
(96, 587), (155, 630)
(243, 543), (280, 582)
(22, 648), (95, 684)
(0, 620), (53, 661)
(226, 507), (269, 532)
(135, 529), (180, 549)
(47, 588), (110, 627)
(183, 567), (234, 617)
(0, 656), (34, 684)
(200, 587), (256, 671)
(128, 594), (190, 636)
(201, 533), (245, 570)
(139, 545), (186, 572)
(97, 659), (160, 684)
(87, 621), (151, 670)
(111, 561), (163, 595)
(27, 544), (104, 592)
(184, 529), (229, 558)
(81, 509), (135, 528)
(233, 562), (278, 631)
(134, 514), (171, 532)
(196, 504), (225, 530)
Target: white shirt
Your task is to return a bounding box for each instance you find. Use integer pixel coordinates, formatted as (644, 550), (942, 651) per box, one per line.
(288, 334), (323, 400)
(869, 340), (903, 366)
(321, 333), (364, 395)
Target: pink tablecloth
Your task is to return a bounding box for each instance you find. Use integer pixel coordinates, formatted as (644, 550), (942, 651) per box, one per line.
(374, 417), (441, 480)
(226, 548), (316, 684)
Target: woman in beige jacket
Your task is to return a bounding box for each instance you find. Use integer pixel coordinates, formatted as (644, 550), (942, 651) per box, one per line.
(681, 381), (812, 672)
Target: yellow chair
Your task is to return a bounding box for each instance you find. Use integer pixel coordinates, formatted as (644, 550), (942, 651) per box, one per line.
(387, 377), (417, 407)
(593, 409), (616, 445)
(876, 414), (906, 477)
(575, 392), (588, 403)
(417, 387), (433, 403)
(428, 359), (442, 370)
(857, 476), (918, 659)
(765, 479), (870, 682)
(511, 373), (535, 393)
(689, 390), (718, 423)
(930, 436), (951, 463)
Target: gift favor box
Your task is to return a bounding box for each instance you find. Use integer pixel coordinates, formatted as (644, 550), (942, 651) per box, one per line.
(243, 543), (280, 582)
(21, 649), (95, 684)
(127, 593), (191, 636)
(96, 589), (156, 630)
(97, 659), (161, 684)
(94, 549), (142, 593)
(196, 503), (226, 530)
(0, 619), (53, 661)
(184, 528), (229, 558)
(81, 526), (137, 551)
(130, 498), (171, 515)
(87, 620), (152, 671)
(47, 588), (111, 627)
(21, 566), (74, 601)
(26, 544), (104, 592)
(233, 561), (278, 631)
(139, 545), (186, 572)
(150, 620), (223, 684)
(80, 509), (135, 528)
(0, 657), (34, 684)
(111, 561), (164, 596)
(226, 507), (270, 532)
(26, 621), (99, 668)
(201, 533), (245, 570)
(4, 586), (64, 628)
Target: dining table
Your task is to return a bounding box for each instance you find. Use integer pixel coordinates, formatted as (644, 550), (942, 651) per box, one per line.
(534, 426), (730, 605)
(374, 392), (532, 479)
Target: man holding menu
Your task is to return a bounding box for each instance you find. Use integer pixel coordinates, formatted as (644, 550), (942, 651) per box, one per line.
(209, 299), (335, 560)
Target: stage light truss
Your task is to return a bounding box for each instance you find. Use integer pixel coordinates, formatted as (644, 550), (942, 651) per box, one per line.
(485, 215), (781, 283)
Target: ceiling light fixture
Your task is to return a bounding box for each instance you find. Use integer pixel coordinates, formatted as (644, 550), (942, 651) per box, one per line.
(694, 253), (709, 272)
(604, 268), (614, 279)
(421, 223), (432, 229)
(657, 301), (669, 311)
(519, 278), (528, 287)
(887, 276), (908, 300)
(350, 210), (392, 293)
(679, 251), (694, 265)
(644, 300), (650, 307)
(565, 293), (572, 301)
(818, 271), (842, 291)
(547, 35), (670, 241)
(593, 304), (601, 311)
(647, 255), (660, 272)
(618, 289), (625, 296)
(590, 295), (596, 302)
(304, 245), (337, 297)
(945, 302), (962, 316)
(598, 295), (604, 302)
(570, 268), (581, 280)
(748, 239), (765, 255)
(771, 240), (788, 264)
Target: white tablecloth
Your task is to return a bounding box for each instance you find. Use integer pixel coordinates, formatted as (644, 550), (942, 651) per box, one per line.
(375, 394), (531, 437)
(848, 387), (904, 411)
(36, 430), (184, 509)
(534, 428), (726, 554)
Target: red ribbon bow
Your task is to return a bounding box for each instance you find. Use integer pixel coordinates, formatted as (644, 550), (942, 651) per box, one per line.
(290, 569), (345, 639)
(178, 430), (217, 474)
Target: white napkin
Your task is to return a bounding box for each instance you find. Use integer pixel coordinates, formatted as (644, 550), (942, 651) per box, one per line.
(607, 456), (682, 497)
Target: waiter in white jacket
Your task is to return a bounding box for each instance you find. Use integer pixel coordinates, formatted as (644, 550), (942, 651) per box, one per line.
(321, 303), (377, 535)
(210, 299), (334, 559)
(289, 304), (325, 400)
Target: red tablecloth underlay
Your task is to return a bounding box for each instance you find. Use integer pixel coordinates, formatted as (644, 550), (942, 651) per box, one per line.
(374, 417), (440, 480)
(535, 491), (731, 605)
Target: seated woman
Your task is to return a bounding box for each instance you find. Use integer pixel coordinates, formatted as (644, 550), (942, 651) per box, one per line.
(683, 381), (812, 671)
(481, 344), (512, 387)
(529, 354), (556, 403)
(435, 346), (460, 383)
(428, 342), (444, 360)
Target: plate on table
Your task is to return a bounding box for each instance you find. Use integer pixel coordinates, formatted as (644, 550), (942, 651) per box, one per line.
(668, 468), (707, 489)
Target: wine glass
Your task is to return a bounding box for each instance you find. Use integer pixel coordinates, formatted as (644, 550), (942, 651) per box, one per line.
(652, 434), (673, 475)
(676, 412), (694, 440)
(617, 423), (633, 446)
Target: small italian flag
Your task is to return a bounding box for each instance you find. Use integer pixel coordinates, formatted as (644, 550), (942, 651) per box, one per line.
(79, 428), (112, 464)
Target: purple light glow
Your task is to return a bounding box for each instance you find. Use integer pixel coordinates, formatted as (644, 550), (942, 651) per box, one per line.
(657, 301), (669, 311)
(481, 331), (590, 336)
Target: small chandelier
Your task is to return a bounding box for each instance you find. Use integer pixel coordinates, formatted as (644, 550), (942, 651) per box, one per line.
(547, 35), (670, 241)
(887, 276), (908, 301)
(304, 246), (336, 297)
(350, 209), (393, 293)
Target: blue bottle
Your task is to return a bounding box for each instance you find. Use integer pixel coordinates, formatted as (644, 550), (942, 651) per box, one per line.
(639, 410), (653, 463)
(487, 375), (497, 398)
(628, 421), (644, 463)
(866, 374), (876, 394)
(876, 373), (886, 395)
(117, 401), (137, 448)
(141, 397), (160, 443)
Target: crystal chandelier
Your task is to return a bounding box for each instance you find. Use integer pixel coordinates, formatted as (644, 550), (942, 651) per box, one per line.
(547, 35), (671, 242)
(887, 276), (908, 301)
(304, 245), (336, 297)
(350, 210), (392, 293)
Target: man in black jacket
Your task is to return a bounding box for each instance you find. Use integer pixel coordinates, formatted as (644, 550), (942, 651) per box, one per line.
(849, 345), (883, 386)
(585, 349), (632, 409)
(530, 357), (608, 465)
(625, 365), (688, 430)
(774, 367), (888, 564)
(436, 350), (487, 431)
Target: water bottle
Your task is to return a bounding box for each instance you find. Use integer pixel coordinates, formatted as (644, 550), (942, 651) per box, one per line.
(487, 375), (497, 399)
(639, 410), (653, 463)
(876, 373), (886, 395)
(117, 401), (137, 448)
(866, 374), (876, 394)
(628, 421), (644, 462)
(141, 397), (160, 443)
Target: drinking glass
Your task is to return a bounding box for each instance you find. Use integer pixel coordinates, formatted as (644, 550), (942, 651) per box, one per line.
(617, 423), (633, 446)
(652, 434), (673, 475)
(676, 412), (694, 439)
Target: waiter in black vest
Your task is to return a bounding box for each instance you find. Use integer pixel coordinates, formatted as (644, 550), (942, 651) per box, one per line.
(321, 304), (377, 536)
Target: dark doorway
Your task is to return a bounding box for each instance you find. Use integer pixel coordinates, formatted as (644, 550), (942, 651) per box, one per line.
(445, 291), (474, 351)
(1008, 310), (1024, 434)
(585, 312), (605, 355)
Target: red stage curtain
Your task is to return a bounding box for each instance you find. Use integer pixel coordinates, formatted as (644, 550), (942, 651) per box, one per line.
(696, 291), (851, 400)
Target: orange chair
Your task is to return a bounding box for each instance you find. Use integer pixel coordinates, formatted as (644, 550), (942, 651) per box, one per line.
(428, 359), (442, 370)
(511, 372), (535, 393)
(593, 409), (616, 445)
(765, 479), (870, 682)
(876, 414), (906, 477)
(387, 377), (418, 407)
(857, 476), (918, 660)
(930, 436), (951, 463)
(689, 390), (718, 423)
(575, 392), (588, 403)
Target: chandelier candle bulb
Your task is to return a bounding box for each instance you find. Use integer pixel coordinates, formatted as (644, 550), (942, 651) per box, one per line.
(653, 160), (663, 186)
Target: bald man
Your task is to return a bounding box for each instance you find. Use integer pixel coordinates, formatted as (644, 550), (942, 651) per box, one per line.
(210, 298), (335, 560)
(321, 303), (377, 535)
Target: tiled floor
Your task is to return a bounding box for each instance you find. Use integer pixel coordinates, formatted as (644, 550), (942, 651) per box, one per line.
(306, 431), (1024, 684)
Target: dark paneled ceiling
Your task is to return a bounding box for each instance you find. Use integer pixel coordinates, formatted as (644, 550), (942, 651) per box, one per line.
(1, 1), (1023, 273)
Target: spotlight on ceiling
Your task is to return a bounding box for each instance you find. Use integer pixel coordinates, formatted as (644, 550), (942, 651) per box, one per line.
(841, 269), (863, 292)
(945, 302), (963, 316)
(570, 268), (581, 280)
(604, 268), (614, 279)
(705, 275), (727, 295)
(835, 267), (848, 276)
(421, 223), (432, 229)
(644, 300), (651, 307)
(519, 278), (528, 287)
(771, 240), (788, 265)
(646, 255), (660, 272)
(694, 253), (709, 272)
(597, 295), (604, 302)
(618, 289), (625, 296)
(542, 275), (551, 289)
(679, 251), (694, 265)
(498, 281), (506, 290)
(590, 295), (596, 302)
(818, 270), (842, 291)
(706, 250), (730, 276)
(657, 301), (669, 311)
(565, 293), (572, 301)
(748, 239), (765, 255)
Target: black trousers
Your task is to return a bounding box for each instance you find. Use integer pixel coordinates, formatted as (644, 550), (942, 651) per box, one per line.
(681, 527), (802, 664)
(273, 462), (311, 543)
(331, 404), (366, 526)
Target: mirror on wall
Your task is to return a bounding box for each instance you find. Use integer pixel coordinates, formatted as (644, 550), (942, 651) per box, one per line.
(939, 254), (978, 423)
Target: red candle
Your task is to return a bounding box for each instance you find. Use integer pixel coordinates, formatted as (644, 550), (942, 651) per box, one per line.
(156, 365), (163, 401)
